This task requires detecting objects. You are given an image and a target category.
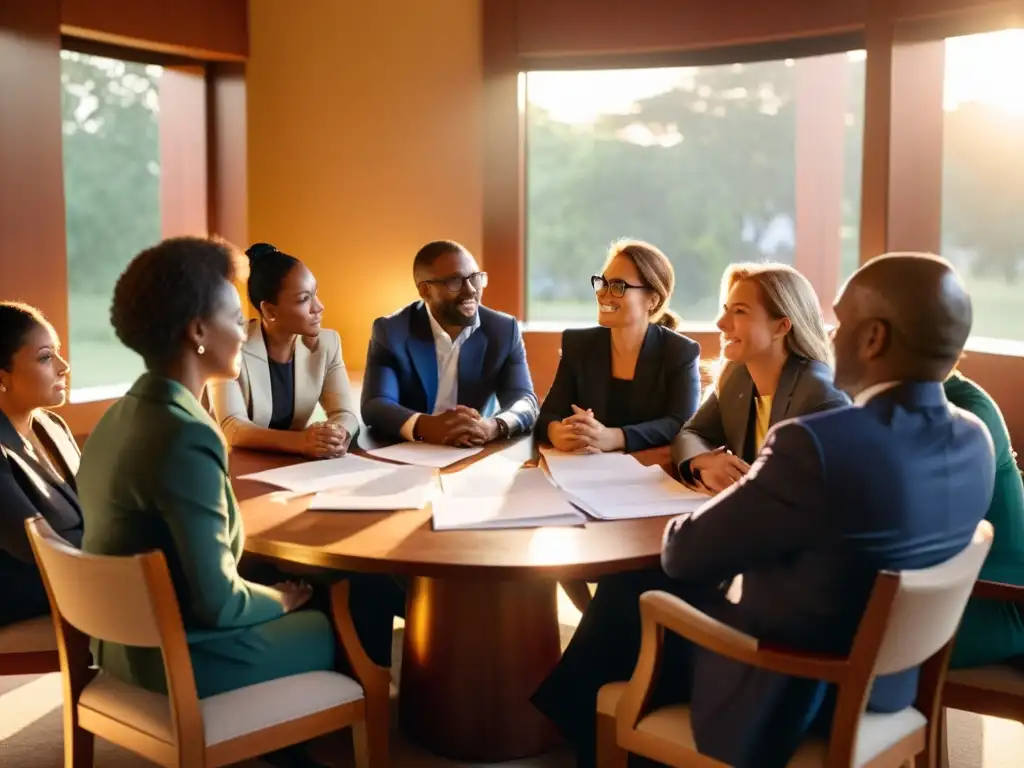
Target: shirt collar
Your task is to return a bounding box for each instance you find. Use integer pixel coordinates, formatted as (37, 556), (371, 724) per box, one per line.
(852, 381), (901, 406)
(425, 304), (480, 346)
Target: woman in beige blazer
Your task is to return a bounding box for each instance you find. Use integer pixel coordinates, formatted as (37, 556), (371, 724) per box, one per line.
(209, 243), (359, 457)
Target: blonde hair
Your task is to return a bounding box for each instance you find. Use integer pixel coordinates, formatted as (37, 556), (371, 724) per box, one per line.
(604, 239), (681, 330)
(717, 262), (833, 387)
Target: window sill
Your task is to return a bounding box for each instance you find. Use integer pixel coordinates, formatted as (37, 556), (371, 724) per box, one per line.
(69, 382), (132, 405)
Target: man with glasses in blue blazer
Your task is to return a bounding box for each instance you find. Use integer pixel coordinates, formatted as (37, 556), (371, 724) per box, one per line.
(361, 240), (539, 446)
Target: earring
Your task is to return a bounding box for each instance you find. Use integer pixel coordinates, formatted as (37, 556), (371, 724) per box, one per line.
(197, 345), (205, 355)
(0, 383), (6, 393)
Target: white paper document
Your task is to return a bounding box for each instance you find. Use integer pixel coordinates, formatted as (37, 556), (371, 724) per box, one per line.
(539, 447), (707, 520)
(239, 454), (439, 510)
(433, 464), (586, 530)
(366, 441), (485, 468)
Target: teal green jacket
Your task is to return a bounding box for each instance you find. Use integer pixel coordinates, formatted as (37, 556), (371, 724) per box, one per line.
(945, 373), (1024, 585)
(78, 374), (285, 688)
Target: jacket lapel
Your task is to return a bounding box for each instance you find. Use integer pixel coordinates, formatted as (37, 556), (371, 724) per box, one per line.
(33, 412), (81, 489)
(721, 364), (754, 459)
(409, 304), (439, 413)
(627, 325), (663, 423)
(588, 327), (612, 424)
(769, 355), (802, 426)
(0, 410), (80, 510)
(241, 320), (273, 428)
(292, 335), (322, 428)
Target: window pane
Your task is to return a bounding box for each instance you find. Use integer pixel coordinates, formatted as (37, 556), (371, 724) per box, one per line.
(525, 53), (865, 325)
(941, 29), (1024, 342)
(61, 51), (162, 392)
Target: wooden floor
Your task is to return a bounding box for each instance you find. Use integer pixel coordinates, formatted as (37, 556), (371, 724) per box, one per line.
(1, 591), (1021, 766)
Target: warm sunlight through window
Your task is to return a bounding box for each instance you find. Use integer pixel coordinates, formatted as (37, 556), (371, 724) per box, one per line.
(524, 52), (866, 325)
(61, 50), (162, 396)
(941, 29), (1024, 342)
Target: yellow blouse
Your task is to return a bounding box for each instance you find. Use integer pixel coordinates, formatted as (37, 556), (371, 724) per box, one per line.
(754, 394), (773, 453)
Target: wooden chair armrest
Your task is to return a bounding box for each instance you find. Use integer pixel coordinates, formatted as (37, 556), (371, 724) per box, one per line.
(639, 590), (849, 682)
(971, 579), (1024, 602)
(329, 581), (390, 694)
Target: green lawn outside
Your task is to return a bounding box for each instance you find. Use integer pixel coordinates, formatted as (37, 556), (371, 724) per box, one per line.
(64, 276), (1024, 393)
(528, 276), (1024, 341)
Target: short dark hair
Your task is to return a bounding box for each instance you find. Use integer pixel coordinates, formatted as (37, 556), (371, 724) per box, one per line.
(245, 242), (300, 312)
(413, 240), (467, 279)
(0, 302), (48, 370)
(111, 236), (247, 369)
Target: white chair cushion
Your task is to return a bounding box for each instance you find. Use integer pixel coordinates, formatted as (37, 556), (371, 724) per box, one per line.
(79, 670), (364, 745)
(0, 615), (56, 654)
(597, 682), (926, 767)
(947, 664), (1024, 697)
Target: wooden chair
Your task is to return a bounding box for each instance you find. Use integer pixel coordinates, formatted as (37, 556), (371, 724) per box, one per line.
(938, 579), (1024, 767)
(25, 516), (391, 768)
(0, 614), (59, 676)
(596, 520), (993, 768)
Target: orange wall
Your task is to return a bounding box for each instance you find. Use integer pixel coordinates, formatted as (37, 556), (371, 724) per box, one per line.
(246, 0), (484, 369)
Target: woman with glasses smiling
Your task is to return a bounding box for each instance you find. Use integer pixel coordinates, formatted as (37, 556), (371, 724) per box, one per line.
(536, 239), (701, 455)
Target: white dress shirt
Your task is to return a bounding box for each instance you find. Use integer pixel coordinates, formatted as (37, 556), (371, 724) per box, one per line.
(399, 307), (479, 441)
(852, 381), (900, 406)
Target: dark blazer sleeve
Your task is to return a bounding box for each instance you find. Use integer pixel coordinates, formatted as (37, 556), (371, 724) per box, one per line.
(662, 421), (828, 583)
(0, 448), (47, 563)
(157, 423), (285, 629)
(360, 317), (418, 438)
(535, 330), (580, 442)
(621, 335), (701, 453)
(494, 318), (539, 434)
(671, 388), (728, 482)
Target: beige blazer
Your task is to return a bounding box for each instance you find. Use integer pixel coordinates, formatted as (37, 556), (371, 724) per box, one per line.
(209, 319), (360, 444)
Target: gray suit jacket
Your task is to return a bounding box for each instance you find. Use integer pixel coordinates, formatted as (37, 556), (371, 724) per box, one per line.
(671, 355), (848, 479)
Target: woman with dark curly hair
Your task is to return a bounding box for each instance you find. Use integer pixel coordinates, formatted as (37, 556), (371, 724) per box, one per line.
(76, 237), (358, 716)
(0, 302), (80, 626)
(208, 243), (359, 458)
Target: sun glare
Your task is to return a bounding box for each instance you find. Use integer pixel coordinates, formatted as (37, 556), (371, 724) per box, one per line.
(527, 29), (1024, 124)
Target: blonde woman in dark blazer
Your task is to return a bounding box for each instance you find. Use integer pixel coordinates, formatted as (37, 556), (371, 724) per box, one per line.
(209, 243), (359, 458)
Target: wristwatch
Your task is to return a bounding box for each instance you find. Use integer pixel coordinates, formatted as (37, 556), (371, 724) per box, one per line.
(495, 418), (511, 440)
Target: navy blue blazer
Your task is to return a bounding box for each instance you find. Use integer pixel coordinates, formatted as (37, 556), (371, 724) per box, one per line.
(537, 324), (701, 453)
(361, 301), (539, 439)
(661, 381), (995, 767)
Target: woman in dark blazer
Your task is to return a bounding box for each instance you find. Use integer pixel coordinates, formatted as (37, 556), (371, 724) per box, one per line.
(0, 302), (81, 627)
(671, 262), (848, 493)
(537, 239), (701, 454)
(209, 243), (359, 458)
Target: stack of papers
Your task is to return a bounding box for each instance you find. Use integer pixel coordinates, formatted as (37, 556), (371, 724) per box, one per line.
(432, 451), (585, 530)
(366, 441), (484, 468)
(540, 448), (707, 520)
(238, 454), (439, 510)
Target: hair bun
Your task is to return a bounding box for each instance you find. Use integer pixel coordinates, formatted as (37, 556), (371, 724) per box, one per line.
(245, 242), (278, 263)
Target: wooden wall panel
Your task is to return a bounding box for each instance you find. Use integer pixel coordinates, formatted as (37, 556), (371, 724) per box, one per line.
(0, 0), (69, 338)
(60, 0), (247, 61)
(207, 63), (248, 250)
(160, 66), (209, 238)
(514, 0), (867, 58)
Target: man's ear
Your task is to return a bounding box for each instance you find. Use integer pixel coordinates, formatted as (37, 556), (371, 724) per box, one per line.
(861, 318), (890, 360)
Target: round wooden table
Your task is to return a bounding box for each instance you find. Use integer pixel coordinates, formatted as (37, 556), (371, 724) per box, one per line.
(232, 437), (674, 763)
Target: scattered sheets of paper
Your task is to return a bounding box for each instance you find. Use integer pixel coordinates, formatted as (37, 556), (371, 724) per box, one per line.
(432, 452), (585, 530)
(539, 447), (707, 520)
(238, 454), (439, 510)
(365, 441), (485, 468)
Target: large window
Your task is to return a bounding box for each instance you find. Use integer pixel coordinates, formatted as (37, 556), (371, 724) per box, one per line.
(940, 29), (1024, 342)
(61, 50), (162, 394)
(525, 51), (866, 325)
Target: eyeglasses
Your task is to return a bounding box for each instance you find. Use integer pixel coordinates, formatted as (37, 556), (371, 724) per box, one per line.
(591, 275), (646, 298)
(420, 271), (488, 294)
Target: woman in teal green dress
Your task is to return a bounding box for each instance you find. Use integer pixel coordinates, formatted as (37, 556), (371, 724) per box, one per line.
(77, 237), (398, 714)
(945, 372), (1024, 668)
